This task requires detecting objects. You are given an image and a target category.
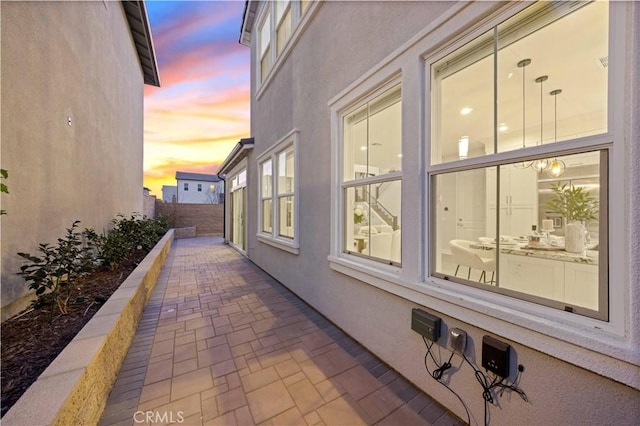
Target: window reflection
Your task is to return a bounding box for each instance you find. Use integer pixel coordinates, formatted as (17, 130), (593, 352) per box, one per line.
(433, 151), (603, 312)
(343, 86), (402, 180)
(345, 181), (401, 265)
(431, 1), (608, 164)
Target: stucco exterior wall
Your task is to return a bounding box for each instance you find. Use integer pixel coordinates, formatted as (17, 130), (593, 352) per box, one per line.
(243, 1), (640, 424)
(0, 1), (144, 320)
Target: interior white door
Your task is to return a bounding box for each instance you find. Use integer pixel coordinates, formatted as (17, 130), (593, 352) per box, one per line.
(456, 169), (486, 241)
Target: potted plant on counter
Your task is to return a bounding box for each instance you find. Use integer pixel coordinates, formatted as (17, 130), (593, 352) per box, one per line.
(546, 182), (598, 253)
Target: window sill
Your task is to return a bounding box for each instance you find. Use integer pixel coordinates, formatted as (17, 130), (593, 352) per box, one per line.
(328, 255), (639, 390)
(257, 234), (299, 255)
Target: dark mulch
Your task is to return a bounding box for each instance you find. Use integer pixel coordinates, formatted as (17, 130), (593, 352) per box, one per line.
(0, 251), (147, 417)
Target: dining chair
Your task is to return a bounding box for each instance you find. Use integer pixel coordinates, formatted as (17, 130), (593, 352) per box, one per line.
(449, 239), (496, 284)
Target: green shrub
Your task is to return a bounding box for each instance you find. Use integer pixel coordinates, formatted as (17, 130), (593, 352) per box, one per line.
(18, 215), (170, 316)
(17, 221), (96, 315)
(85, 214), (170, 270)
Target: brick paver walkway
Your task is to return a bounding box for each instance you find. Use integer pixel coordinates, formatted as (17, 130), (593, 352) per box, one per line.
(99, 237), (461, 426)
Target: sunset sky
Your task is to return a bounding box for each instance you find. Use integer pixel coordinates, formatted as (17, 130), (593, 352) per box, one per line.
(143, 1), (250, 198)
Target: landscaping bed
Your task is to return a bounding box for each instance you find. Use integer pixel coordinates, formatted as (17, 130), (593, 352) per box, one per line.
(1, 251), (145, 417)
(0, 215), (170, 418)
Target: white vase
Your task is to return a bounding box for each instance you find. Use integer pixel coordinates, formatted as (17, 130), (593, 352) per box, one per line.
(565, 221), (586, 253)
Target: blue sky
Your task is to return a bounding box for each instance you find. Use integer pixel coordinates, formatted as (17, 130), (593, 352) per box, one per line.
(143, 1), (250, 196)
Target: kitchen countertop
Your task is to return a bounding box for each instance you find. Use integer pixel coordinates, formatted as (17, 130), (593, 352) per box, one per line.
(470, 242), (598, 265)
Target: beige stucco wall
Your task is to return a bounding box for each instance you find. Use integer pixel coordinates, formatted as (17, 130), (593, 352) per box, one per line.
(1, 1), (144, 320)
(245, 1), (640, 424)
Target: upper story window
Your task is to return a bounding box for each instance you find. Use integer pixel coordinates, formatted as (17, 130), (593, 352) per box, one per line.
(259, 11), (271, 83)
(428, 1), (610, 320)
(342, 84), (402, 266)
(275, 1), (292, 56)
(258, 130), (299, 254)
(197, 183), (202, 192)
(183, 183), (189, 191)
(256, 0), (316, 88)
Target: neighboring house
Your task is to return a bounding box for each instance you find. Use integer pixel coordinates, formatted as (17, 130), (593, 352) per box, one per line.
(219, 1), (640, 423)
(161, 185), (178, 203)
(0, 1), (160, 320)
(174, 171), (224, 204)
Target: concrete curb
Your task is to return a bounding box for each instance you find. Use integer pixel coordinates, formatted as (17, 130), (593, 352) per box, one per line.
(2, 229), (174, 426)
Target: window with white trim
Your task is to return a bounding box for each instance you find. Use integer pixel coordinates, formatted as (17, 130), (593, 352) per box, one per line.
(256, 0), (315, 87)
(258, 11), (271, 83)
(429, 0), (609, 320)
(258, 131), (299, 253)
(341, 83), (402, 266)
(275, 1), (292, 56)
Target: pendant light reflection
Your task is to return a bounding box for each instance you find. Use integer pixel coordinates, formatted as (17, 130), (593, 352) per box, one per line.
(545, 89), (566, 178)
(531, 75), (549, 172)
(514, 59), (533, 169)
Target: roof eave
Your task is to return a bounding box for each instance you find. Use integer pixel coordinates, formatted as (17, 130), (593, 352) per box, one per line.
(122, 0), (161, 87)
(218, 138), (255, 177)
(239, 0), (258, 47)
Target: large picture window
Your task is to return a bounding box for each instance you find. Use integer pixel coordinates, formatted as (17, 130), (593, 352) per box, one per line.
(342, 84), (402, 265)
(258, 131), (299, 253)
(429, 1), (609, 319)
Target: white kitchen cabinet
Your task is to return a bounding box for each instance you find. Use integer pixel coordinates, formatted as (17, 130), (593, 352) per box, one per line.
(564, 262), (599, 310)
(499, 254), (565, 300)
(499, 253), (599, 310)
(486, 166), (538, 236)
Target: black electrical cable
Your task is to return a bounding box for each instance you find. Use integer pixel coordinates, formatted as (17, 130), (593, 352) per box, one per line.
(461, 353), (528, 426)
(422, 337), (471, 425)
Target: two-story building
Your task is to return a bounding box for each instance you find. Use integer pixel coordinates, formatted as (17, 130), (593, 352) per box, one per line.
(1, 0), (160, 320)
(219, 1), (640, 423)
(164, 171), (224, 204)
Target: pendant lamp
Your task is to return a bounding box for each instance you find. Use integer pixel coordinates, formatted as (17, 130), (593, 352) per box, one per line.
(546, 89), (566, 178)
(531, 75), (549, 172)
(514, 59), (533, 169)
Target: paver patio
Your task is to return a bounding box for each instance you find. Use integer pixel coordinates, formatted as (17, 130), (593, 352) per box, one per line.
(99, 236), (461, 426)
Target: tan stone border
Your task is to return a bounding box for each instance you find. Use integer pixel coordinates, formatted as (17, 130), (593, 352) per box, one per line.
(3, 229), (174, 425)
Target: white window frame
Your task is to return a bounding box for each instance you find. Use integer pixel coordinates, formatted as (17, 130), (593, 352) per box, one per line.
(420, 0), (632, 380)
(427, 1), (610, 321)
(257, 130), (300, 254)
(326, 0), (637, 388)
(340, 83), (403, 267)
(255, 0), (321, 99)
(329, 73), (404, 278)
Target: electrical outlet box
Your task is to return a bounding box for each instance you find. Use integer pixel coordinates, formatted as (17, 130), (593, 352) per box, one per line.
(448, 328), (467, 353)
(482, 335), (510, 378)
(411, 309), (441, 342)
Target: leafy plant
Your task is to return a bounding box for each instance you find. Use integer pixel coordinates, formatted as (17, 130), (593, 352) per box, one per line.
(1, 169), (8, 215)
(353, 205), (368, 224)
(17, 221), (96, 316)
(546, 182), (598, 222)
(85, 214), (170, 270)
